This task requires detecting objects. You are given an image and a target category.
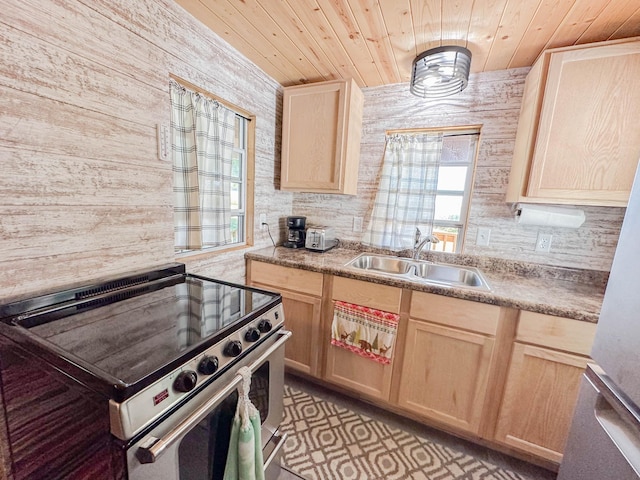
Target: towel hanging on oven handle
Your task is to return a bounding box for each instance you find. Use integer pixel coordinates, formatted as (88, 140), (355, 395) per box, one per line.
(223, 366), (265, 480)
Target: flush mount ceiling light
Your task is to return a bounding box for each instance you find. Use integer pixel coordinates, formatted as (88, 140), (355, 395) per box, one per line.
(410, 46), (472, 98)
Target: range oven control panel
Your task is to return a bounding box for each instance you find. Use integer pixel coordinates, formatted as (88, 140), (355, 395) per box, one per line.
(109, 303), (284, 441)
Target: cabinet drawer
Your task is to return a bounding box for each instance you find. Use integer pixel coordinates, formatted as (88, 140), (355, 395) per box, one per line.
(516, 311), (596, 356)
(332, 276), (401, 313)
(410, 292), (500, 335)
(249, 261), (323, 297)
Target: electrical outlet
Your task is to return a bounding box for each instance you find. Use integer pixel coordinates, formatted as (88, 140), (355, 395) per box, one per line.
(535, 232), (552, 252)
(476, 227), (491, 246)
(259, 213), (267, 230)
(353, 216), (363, 233)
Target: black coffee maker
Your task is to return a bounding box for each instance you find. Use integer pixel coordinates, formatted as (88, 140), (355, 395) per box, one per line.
(284, 216), (306, 248)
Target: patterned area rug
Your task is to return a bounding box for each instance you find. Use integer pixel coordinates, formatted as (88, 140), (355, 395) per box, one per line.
(280, 384), (532, 480)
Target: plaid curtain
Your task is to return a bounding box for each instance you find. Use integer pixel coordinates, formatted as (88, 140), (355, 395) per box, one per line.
(170, 80), (236, 250)
(362, 133), (443, 250)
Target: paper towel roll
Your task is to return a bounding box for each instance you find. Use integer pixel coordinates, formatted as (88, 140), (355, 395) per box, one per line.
(516, 204), (585, 228)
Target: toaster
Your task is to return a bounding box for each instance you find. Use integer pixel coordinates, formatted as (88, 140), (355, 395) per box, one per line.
(305, 226), (338, 252)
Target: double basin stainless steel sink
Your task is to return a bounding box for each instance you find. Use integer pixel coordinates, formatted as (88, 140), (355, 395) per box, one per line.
(345, 253), (490, 290)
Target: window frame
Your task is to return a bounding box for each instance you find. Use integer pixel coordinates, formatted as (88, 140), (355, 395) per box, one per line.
(170, 75), (256, 259)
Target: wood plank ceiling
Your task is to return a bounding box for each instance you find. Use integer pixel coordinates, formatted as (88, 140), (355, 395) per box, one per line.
(175, 0), (640, 87)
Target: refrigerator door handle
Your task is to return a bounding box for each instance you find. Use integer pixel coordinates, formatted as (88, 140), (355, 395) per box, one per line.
(586, 364), (640, 476)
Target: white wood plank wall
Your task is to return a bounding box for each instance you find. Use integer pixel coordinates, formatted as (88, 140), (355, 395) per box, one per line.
(293, 68), (624, 272)
(0, 0), (291, 300)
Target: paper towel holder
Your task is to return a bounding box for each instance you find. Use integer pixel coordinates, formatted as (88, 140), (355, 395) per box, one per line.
(514, 203), (586, 228)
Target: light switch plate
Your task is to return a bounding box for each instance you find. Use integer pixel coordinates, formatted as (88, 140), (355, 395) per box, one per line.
(353, 216), (363, 233)
(476, 227), (491, 246)
(156, 124), (169, 161)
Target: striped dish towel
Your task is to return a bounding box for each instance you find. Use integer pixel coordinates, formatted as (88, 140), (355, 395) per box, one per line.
(330, 300), (399, 364)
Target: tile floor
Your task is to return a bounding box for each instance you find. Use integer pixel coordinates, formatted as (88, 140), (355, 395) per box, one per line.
(277, 374), (557, 480)
(277, 466), (307, 480)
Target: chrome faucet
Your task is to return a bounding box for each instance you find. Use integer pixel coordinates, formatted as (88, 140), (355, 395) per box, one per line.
(412, 227), (439, 259)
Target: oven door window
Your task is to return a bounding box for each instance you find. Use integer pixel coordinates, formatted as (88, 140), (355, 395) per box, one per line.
(178, 363), (270, 479)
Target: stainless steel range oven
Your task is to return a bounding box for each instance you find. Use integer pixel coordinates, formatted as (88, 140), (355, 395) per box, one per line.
(0, 264), (289, 480)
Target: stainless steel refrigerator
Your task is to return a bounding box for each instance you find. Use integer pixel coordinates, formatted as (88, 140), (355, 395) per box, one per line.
(558, 164), (640, 480)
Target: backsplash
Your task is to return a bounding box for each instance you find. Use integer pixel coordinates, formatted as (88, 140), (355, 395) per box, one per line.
(292, 68), (625, 272)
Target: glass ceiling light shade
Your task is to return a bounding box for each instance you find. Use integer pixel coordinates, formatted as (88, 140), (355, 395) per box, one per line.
(410, 46), (472, 98)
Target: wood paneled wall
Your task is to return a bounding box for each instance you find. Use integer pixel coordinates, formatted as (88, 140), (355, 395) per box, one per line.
(293, 68), (624, 272)
(0, 0), (291, 301)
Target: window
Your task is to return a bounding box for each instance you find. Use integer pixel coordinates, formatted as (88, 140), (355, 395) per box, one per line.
(362, 127), (478, 254)
(431, 132), (478, 253)
(170, 77), (254, 254)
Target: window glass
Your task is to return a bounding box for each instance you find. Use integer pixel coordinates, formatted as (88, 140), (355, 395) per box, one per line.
(434, 195), (463, 222)
(229, 216), (239, 244)
(230, 183), (240, 210)
(231, 152), (242, 178)
(430, 131), (478, 253)
(437, 166), (467, 191)
(431, 226), (462, 253)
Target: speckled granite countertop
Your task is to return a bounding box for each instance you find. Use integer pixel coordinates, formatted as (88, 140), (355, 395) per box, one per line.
(246, 245), (607, 323)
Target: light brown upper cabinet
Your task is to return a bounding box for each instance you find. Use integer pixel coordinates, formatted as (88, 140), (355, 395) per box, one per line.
(507, 38), (640, 207)
(280, 79), (363, 195)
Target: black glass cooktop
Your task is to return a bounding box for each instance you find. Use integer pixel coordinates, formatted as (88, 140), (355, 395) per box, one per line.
(1, 268), (279, 392)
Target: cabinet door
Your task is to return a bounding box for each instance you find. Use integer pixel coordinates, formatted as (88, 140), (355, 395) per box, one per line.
(397, 319), (494, 434)
(324, 276), (400, 401)
(494, 342), (589, 463)
(251, 281), (322, 377)
(280, 290), (323, 376)
(324, 343), (393, 401)
(527, 42), (640, 205)
(280, 79), (362, 194)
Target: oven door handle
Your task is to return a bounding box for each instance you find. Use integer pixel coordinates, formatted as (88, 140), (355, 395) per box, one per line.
(136, 329), (292, 464)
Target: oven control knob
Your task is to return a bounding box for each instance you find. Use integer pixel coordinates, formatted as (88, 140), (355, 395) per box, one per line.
(257, 319), (272, 333)
(224, 340), (243, 357)
(173, 370), (197, 393)
(198, 356), (219, 376)
(245, 327), (260, 342)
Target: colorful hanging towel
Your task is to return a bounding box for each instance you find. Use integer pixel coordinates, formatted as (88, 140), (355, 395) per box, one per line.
(331, 300), (399, 364)
(223, 366), (265, 480)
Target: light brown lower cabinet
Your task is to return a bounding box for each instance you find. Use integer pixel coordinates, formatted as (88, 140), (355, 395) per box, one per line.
(494, 343), (589, 463)
(323, 276), (401, 401)
(278, 290), (322, 375)
(247, 260), (597, 466)
(493, 311), (597, 463)
(397, 318), (495, 434)
(325, 342), (394, 400)
(248, 261), (324, 377)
